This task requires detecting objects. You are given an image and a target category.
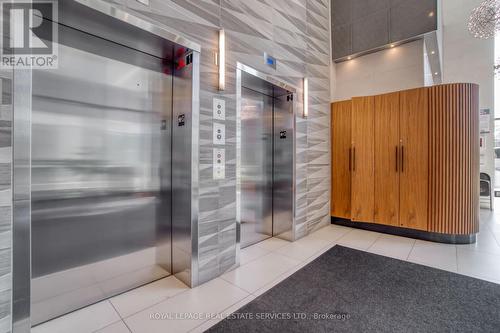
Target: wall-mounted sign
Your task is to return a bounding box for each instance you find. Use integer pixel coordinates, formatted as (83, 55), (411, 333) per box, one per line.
(264, 52), (276, 69)
(480, 108), (491, 133)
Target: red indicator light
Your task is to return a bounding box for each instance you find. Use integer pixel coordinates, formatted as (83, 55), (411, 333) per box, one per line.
(177, 58), (186, 70)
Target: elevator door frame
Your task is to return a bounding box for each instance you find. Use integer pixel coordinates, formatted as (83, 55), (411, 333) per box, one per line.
(235, 62), (297, 264)
(11, 1), (201, 331)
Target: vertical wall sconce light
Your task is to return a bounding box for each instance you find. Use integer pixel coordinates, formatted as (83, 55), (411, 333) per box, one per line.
(218, 29), (225, 91)
(303, 77), (308, 118)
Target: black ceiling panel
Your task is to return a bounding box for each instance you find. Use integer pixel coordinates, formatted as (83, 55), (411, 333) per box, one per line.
(331, 0), (437, 60)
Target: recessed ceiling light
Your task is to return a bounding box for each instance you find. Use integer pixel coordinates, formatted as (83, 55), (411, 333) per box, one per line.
(347, 56), (352, 60)
(434, 72), (439, 75)
(428, 11), (435, 17)
(390, 44), (395, 48)
(431, 51), (435, 55)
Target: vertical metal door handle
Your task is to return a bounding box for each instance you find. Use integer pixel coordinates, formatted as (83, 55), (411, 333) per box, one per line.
(348, 148), (352, 172)
(395, 146), (399, 172)
(400, 145), (404, 173)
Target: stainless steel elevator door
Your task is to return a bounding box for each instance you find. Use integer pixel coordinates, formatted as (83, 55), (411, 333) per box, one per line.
(239, 69), (295, 249)
(273, 94), (294, 240)
(240, 87), (274, 248)
(31, 23), (173, 325)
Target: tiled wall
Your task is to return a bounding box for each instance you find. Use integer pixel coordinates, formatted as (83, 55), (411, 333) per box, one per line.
(0, 0), (331, 329)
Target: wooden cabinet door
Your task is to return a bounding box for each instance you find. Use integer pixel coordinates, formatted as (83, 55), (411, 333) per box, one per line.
(374, 92), (400, 226)
(399, 88), (428, 230)
(331, 101), (352, 219)
(351, 96), (375, 222)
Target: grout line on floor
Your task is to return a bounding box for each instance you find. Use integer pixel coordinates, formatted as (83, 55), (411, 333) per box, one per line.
(108, 299), (124, 320)
(89, 319), (125, 333)
(187, 294), (257, 333)
(122, 320), (133, 333)
(217, 275), (254, 295)
(117, 287), (191, 320)
(492, 231), (500, 247)
(367, 233), (382, 250)
(335, 228), (355, 242)
(254, 240), (290, 252)
(245, 262), (306, 298)
(238, 247), (272, 267)
(268, 242), (329, 262)
(365, 237), (377, 252)
(405, 239), (417, 261)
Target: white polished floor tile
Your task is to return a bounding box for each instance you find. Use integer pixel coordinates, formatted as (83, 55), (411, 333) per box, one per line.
(274, 236), (331, 261)
(304, 243), (336, 264)
(32, 300), (121, 333)
(367, 234), (416, 260)
(407, 240), (457, 272)
(252, 261), (307, 297)
(220, 252), (300, 293)
(337, 229), (381, 250)
(307, 224), (352, 243)
(110, 276), (189, 318)
(457, 248), (500, 283)
(124, 278), (248, 333)
(493, 231), (500, 247)
(485, 217), (500, 233)
(189, 294), (257, 333)
(456, 229), (500, 255)
(95, 320), (131, 333)
(254, 237), (290, 251)
(239, 244), (270, 266)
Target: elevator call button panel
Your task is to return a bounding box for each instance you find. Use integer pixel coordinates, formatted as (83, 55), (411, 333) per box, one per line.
(213, 148), (225, 180)
(213, 122), (225, 145)
(213, 98), (225, 120)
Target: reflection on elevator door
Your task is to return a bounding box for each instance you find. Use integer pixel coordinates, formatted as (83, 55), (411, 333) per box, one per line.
(240, 72), (294, 249)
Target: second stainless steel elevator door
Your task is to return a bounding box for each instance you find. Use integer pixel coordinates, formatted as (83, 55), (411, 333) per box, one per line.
(30, 22), (173, 325)
(240, 72), (294, 249)
(273, 94), (294, 240)
(240, 87), (274, 247)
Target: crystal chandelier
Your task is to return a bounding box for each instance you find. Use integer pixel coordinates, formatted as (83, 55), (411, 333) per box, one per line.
(468, 0), (500, 39)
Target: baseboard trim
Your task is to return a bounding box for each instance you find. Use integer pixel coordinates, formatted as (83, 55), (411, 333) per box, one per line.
(331, 217), (476, 244)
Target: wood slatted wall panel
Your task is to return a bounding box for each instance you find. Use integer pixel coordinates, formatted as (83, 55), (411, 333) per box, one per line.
(428, 84), (480, 234)
(351, 96), (375, 222)
(374, 92), (400, 226)
(331, 101), (352, 219)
